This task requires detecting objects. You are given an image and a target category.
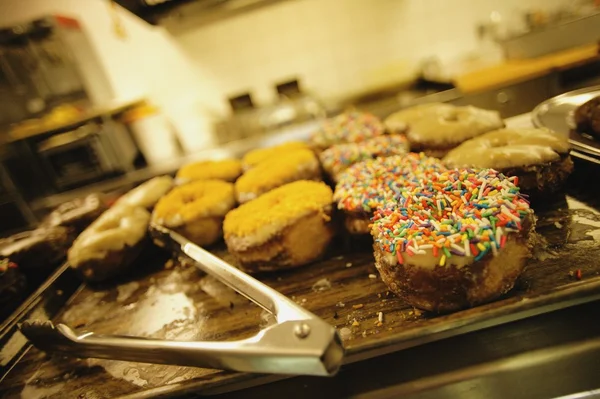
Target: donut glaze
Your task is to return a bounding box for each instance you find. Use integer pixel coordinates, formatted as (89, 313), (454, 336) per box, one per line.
(443, 128), (570, 169)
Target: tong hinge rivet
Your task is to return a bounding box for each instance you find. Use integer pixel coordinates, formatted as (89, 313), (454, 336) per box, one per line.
(294, 323), (311, 339)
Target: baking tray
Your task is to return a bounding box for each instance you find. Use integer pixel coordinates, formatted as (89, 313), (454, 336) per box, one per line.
(532, 85), (600, 163)
(3, 160), (600, 398)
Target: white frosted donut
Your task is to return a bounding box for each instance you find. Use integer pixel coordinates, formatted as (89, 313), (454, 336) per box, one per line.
(443, 128), (571, 169)
(116, 176), (174, 210)
(68, 205), (150, 266)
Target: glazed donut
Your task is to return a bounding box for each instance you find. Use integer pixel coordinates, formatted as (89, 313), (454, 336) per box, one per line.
(152, 180), (236, 247)
(319, 135), (409, 182)
(310, 111), (386, 150)
(334, 153), (447, 235)
(385, 103), (504, 157)
(41, 193), (107, 233)
(444, 128), (573, 195)
(116, 176), (174, 210)
(242, 141), (309, 170)
(371, 168), (534, 312)
(574, 95), (600, 139)
(235, 148), (321, 203)
(176, 159), (242, 183)
(68, 205), (150, 282)
(224, 180), (334, 273)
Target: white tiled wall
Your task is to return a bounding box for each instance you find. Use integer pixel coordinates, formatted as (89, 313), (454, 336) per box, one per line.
(174, 0), (571, 114)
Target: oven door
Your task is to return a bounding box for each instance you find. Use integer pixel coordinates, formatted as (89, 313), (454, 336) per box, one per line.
(36, 124), (115, 190)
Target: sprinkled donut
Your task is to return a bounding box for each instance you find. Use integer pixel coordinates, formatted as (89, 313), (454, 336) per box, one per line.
(444, 128), (573, 195)
(177, 159), (242, 183)
(242, 141), (309, 170)
(235, 148), (321, 203)
(371, 168), (535, 312)
(319, 135), (409, 182)
(224, 180), (335, 273)
(310, 111), (386, 150)
(334, 153), (447, 235)
(385, 103), (504, 157)
(152, 180), (235, 247)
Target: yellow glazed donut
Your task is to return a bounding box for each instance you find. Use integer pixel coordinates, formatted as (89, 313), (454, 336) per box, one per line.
(242, 141), (309, 170)
(235, 148), (321, 203)
(176, 159), (242, 183)
(224, 180), (335, 273)
(152, 179), (236, 246)
(116, 176), (173, 210)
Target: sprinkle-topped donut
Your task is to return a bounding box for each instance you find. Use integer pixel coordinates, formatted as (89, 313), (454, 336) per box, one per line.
(372, 168), (532, 263)
(319, 135), (409, 181)
(310, 111), (386, 150)
(370, 168), (534, 311)
(334, 153), (447, 214)
(176, 159), (242, 183)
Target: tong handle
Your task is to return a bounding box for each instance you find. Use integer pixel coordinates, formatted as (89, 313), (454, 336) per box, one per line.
(20, 319), (343, 376)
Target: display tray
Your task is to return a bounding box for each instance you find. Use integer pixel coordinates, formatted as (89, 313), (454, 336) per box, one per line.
(2, 164), (600, 399)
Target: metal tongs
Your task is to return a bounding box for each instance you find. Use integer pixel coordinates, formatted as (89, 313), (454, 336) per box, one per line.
(20, 224), (344, 376)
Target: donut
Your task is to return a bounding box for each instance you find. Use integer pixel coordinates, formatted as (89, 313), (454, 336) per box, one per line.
(0, 226), (75, 274)
(310, 111), (386, 150)
(444, 128), (573, 195)
(235, 148), (321, 204)
(152, 180), (235, 247)
(116, 175), (174, 209)
(176, 159), (242, 183)
(41, 193), (107, 233)
(371, 168), (535, 312)
(224, 180), (334, 273)
(319, 135), (409, 182)
(574, 95), (600, 139)
(242, 141), (309, 170)
(0, 259), (27, 320)
(384, 103), (504, 157)
(68, 204), (150, 282)
(334, 153), (447, 235)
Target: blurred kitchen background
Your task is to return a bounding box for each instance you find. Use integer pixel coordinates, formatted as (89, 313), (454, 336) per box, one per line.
(1, 0), (600, 234)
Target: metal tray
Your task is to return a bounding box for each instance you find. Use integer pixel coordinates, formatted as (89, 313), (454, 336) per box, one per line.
(532, 85), (600, 163)
(3, 163), (600, 398)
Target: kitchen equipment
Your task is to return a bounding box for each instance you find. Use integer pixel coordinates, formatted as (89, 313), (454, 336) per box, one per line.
(532, 85), (600, 164)
(122, 104), (181, 165)
(36, 120), (137, 190)
(499, 11), (600, 60)
(19, 224), (344, 377)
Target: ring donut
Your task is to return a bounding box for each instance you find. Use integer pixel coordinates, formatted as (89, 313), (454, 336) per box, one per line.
(152, 179), (236, 247)
(176, 159), (242, 183)
(371, 168), (534, 312)
(384, 103), (504, 157)
(235, 148), (321, 203)
(116, 176), (174, 210)
(242, 141), (309, 170)
(224, 180), (334, 273)
(443, 128), (573, 195)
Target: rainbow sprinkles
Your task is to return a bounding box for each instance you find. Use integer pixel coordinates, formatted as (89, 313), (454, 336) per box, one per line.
(371, 168), (533, 266)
